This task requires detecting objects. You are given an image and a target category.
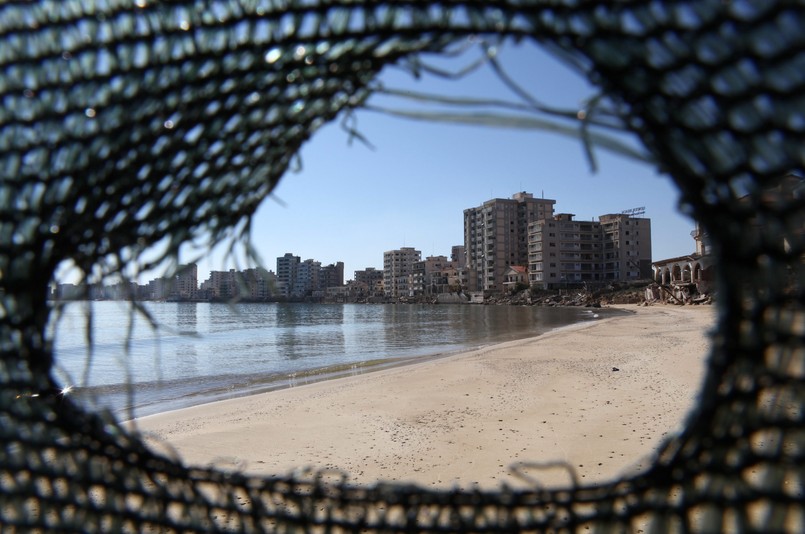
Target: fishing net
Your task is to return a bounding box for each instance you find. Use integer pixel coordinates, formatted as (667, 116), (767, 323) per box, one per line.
(1, 0), (803, 531)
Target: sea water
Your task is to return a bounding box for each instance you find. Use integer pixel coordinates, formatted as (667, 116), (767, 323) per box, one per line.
(50, 301), (613, 418)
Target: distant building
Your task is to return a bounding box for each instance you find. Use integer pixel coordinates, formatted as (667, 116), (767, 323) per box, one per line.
(276, 253), (300, 297)
(503, 265), (528, 293)
(451, 245), (466, 269)
(383, 247), (421, 298)
(147, 277), (172, 300)
(599, 213), (652, 281)
(354, 267), (384, 297)
(528, 212), (652, 289)
(200, 267), (277, 300)
(172, 263), (198, 299)
(320, 262), (345, 290)
(201, 270), (237, 300)
(293, 259), (321, 297)
(240, 267), (276, 300)
(528, 213), (599, 287)
(412, 255), (449, 295)
(464, 192), (556, 293)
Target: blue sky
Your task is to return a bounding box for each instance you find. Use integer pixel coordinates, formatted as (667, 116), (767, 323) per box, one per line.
(191, 40), (695, 282)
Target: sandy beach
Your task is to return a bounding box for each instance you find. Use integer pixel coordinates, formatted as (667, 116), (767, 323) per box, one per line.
(133, 304), (715, 490)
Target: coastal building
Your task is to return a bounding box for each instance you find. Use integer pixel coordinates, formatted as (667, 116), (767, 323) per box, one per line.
(172, 263), (198, 300)
(528, 212), (652, 289)
(383, 247), (421, 298)
(201, 267), (277, 300)
(320, 262), (345, 289)
(240, 267), (276, 300)
(292, 259), (321, 297)
(147, 277), (172, 300)
(651, 173), (802, 302)
(464, 192), (556, 293)
(651, 221), (713, 300)
(201, 270), (237, 300)
(528, 214), (602, 287)
(354, 267), (384, 297)
(599, 213), (652, 281)
(412, 255), (450, 295)
(502, 265), (528, 293)
(451, 245), (466, 269)
(276, 253), (300, 297)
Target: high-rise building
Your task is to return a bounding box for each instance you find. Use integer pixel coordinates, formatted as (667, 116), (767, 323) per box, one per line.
(528, 212), (652, 288)
(599, 213), (652, 281)
(173, 263), (198, 299)
(240, 267), (276, 300)
(276, 253), (300, 297)
(528, 214), (603, 287)
(463, 192), (555, 293)
(383, 247), (421, 298)
(293, 259), (321, 297)
(451, 245), (466, 269)
(201, 269), (237, 299)
(320, 262), (345, 289)
(199, 268), (277, 300)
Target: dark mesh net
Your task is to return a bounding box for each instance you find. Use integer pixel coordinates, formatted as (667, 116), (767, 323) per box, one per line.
(1, 0), (803, 531)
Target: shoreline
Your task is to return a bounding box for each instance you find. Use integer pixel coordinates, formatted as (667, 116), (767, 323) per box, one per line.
(132, 303), (714, 490)
(63, 302), (619, 419)
(123, 306), (628, 421)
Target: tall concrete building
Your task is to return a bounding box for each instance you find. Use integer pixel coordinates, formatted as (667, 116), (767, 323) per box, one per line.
(383, 247), (421, 298)
(451, 245), (466, 269)
(320, 262), (345, 289)
(599, 213), (652, 281)
(528, 212), (652, 288)
(464, 192), (555, 293)
(293, 259), (321, 297)
(276, 253), (300, 297)
(354, 267), (384, 296)
(240, 267), (276, 300)
(201, 269), (237, 299)
(528, 214), (603, 288)
(412, 255), (450, 295)
(173, 263), (198, 299)
(200, 267), (276, 300)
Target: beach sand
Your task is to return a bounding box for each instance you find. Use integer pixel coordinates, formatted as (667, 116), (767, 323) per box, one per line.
(132, 304), (715, 490)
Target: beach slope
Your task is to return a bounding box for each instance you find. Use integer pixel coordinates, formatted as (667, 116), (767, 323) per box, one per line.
(133, 304), (714, 490)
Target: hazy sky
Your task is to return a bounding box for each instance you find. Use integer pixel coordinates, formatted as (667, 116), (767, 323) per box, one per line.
(189, 40), (696, 282)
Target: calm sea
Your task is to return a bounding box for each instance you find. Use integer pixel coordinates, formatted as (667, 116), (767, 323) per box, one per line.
(50, 301), (614, 418)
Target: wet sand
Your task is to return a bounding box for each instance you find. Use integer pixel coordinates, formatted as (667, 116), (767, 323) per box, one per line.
(132, 304), (714, 490)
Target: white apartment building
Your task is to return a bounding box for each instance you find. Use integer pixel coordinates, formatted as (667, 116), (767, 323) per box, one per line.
(383, 247), (421, 298)
(464, 192), (555, 293)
